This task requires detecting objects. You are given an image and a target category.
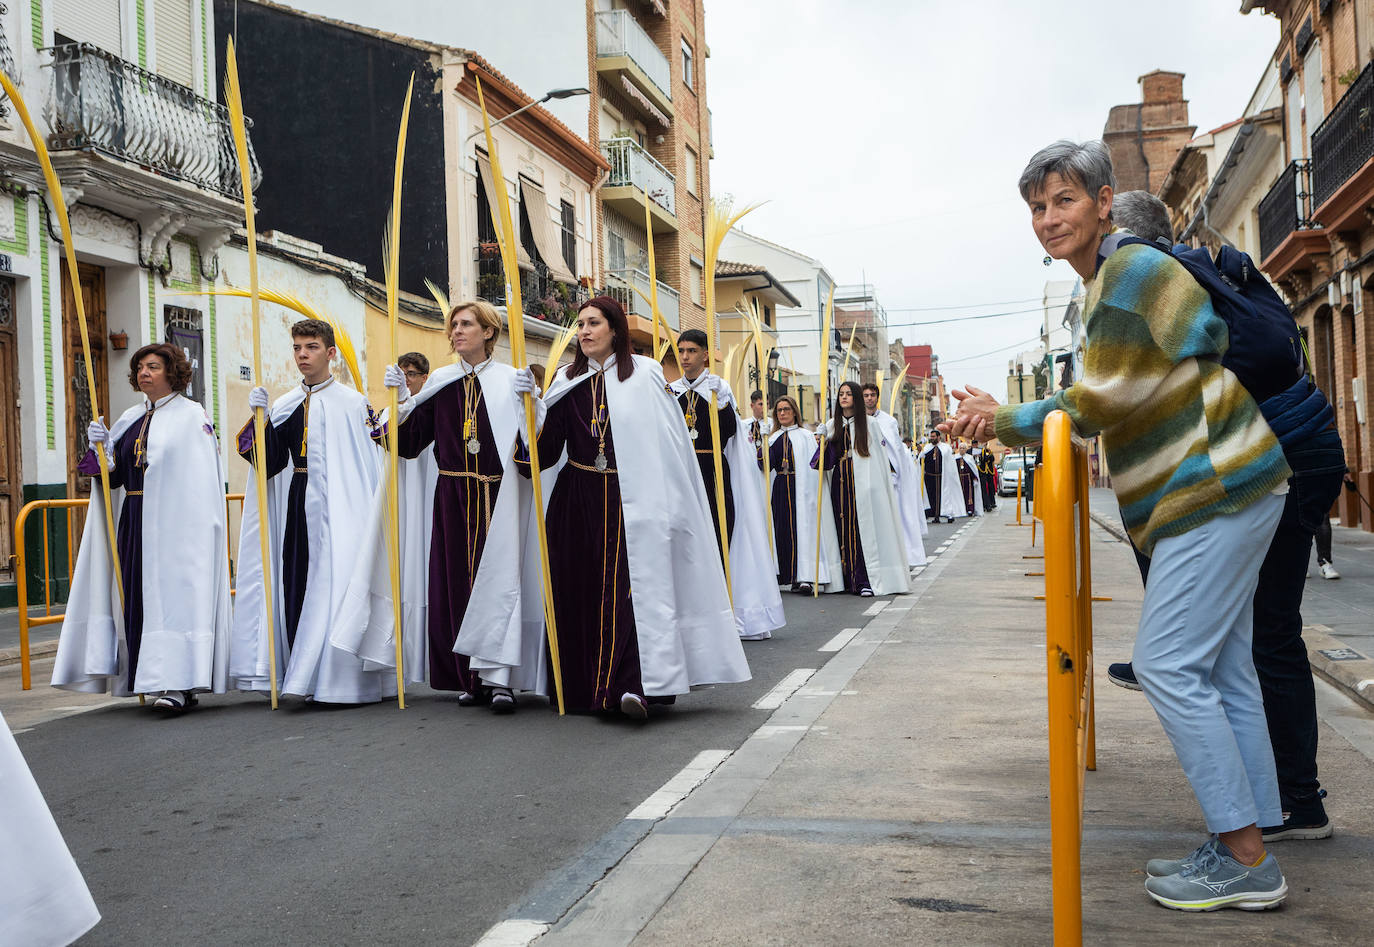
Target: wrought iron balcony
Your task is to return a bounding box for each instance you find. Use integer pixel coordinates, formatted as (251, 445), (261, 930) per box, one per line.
(601, 137), (675, 216)
(476, 254), (585, 325)
(595, 10), (672, 104)
(607, 267), (679, 331)
(1258, 159), (1313, 263)
(1311, 61), (1374, 210)
(43, 43), (260, 201)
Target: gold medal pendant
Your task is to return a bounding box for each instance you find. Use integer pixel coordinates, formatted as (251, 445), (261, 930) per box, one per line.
(689, 428), (699, 440)
(466, 436), (481, 454)
(595, 452), (608, 472)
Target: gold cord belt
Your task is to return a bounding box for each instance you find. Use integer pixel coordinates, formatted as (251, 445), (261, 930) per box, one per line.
(568, 459), (617, 474)
(293, 466), (308, 474)
(694, 448), (718, 455)
(125, 490), (144, 496)
(439, 469), (502, 482)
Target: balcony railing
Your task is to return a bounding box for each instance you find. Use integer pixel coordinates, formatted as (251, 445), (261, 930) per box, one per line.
(43, 43), (260, 201)
(476, 253), (585, 326)
(606, 267), (679, 331)
(594, 10), (671, 102)
(1258, 159), (1313, 263)
(0, 3), (15, 119)
(601, 137), (675, 216)
(1311, 61), (1374, 210)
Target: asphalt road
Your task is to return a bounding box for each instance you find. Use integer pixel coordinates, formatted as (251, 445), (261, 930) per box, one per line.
(14, 518), (965, 945)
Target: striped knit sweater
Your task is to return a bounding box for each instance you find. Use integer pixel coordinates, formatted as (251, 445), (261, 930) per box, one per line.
(993, 242), (1290, 554)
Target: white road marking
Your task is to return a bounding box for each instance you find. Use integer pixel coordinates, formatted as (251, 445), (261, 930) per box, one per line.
(626, 749), (733, 820)
(862, 601), (887, 616)
(819, 627), (862, 652)
(472, 919), (551, 947)
(752, 668), (817, 710)
(9, 728), (33, 735)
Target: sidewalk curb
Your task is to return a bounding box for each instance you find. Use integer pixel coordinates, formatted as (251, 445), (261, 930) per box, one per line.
(1305, 625), (1374, 715)
(0, 638), (58, 667)
(1091, 506), (1374, 715)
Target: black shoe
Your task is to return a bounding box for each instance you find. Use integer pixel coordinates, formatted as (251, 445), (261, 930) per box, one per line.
(1107, 662), (1141, 691)
(794, 583), (814, 595)
(490, 688), (516, 714)
(1262, 790), (1332, 841)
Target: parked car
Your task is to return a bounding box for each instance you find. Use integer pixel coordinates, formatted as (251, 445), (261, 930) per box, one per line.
(1000, 454), (1033, 496)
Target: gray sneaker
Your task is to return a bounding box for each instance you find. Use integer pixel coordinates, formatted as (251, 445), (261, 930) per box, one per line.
(1144, 846), (1287, 912)
(1145, 836), (1218, 878)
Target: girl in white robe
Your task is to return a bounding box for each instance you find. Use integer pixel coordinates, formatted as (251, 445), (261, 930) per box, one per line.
(764, 396), (844, 593)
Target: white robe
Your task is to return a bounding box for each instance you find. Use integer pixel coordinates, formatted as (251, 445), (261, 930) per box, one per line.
(53, 393), (232, 696)
(334, 360), (548, 694)
(667, 374), (785, 642)
(869, 410), (927, 565)
(821, 417), (911, 596)
(0, 711), (101, 947)
(544, 355), (750, 694)
(769, 425), (844, 592)
(920, 442), (966, 520)
(231, 379), (394, 703)
(957, 454), (985, 515)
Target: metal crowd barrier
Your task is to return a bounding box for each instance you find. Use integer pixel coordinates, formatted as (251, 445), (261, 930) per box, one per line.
(1039, 410), (1097, 946)
(12, 493), (245, 691)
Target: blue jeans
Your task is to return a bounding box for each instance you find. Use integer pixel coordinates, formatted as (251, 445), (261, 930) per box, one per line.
(1133, 493), (1285, 833)
(1252, 427), (1345, 813)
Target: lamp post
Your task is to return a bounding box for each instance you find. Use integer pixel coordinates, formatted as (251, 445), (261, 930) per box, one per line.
(464, 86), (591, 144)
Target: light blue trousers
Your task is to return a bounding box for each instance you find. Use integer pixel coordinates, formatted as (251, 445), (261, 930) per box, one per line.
(1132, 492), (1285, 833)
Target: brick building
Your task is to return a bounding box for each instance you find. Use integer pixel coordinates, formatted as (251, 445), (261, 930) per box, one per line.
(1103, 70), (1197, 194)
(588, 0), (712, 348)
(1246, 0), (1374, 528)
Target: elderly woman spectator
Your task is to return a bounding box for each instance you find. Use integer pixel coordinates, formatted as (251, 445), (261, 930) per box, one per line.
(945, 140), (1293, 912)
(54, 343), (232, 713)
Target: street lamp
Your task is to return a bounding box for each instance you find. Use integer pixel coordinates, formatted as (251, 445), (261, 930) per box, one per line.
(464, 87), (591, 144)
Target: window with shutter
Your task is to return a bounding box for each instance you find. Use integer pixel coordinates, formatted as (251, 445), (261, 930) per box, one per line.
(1303, 41), (1325, 143)
(154, 0), (196, 89)
(54, 0), (122, 56)
(1286, 75), (1305, 160)
(560, 200), (577, 275)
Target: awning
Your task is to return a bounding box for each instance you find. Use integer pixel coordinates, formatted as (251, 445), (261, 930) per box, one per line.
(475, 152), (534, 271)
(518, 177), (578, 285)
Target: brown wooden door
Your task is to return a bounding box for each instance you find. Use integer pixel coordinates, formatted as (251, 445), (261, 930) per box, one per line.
(62, 261), (109, 503)
(0, 276), (18, 582)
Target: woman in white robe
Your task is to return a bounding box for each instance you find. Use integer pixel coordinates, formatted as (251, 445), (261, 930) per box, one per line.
(764, 396), (844, 593)
(817, 382), (911, 597)
(523, 296), (750, 719)
(54, 343), (231, 713)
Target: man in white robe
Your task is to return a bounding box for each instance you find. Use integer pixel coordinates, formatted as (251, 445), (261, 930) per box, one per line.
(920, 431), (966, 524)
(863, 384), (927, 567)
(232, 319), (392, 704)
(670, 330), (784, 642)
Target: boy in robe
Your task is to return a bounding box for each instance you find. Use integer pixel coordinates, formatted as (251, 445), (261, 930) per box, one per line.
(921, 431), (965, 523)
(863, 383), (928, 564)
(232, 318), (392, 704)
(668, 330), (784, 642)
(747, 390), (773, 464)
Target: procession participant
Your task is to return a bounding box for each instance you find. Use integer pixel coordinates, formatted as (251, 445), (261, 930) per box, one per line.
(232, 318), (393, 705)
(920, 430), (964, 524)
(747, 390), (773, 464)
(863, 383), (928, 561)
(816, 381), (910, 597)
(669, 331), (784, 641)
(338, 301), (543, 713)
(955, 445), (980, 516)
(54, 344), (231, 712)
(764, 395), (843, 593)
(973, 440), (998, 510)
(523, 296), (750, 717)
(0, 708), (101, 946)
(946, 139), (1293, 912)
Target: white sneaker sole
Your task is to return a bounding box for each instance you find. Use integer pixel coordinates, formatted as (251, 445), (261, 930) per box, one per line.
(1147, 882), (1288, 912)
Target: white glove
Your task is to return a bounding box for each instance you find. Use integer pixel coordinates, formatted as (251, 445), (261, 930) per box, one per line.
(383, 363), (410, 402)
(702, 374), (722, 394)
(513, 367), (539, 396)
(248, 386), (270, 410)
(87, 418), (112, 449)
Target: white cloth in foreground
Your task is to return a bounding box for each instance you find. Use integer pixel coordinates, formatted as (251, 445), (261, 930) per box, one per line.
(821, 416), (911, 596)
(0, 709), (100, 947)
(545, 355), (751, 692)
(769, 425), (845, 591)
(53, 393), (231, 696)
(231, 379), (395, 703)
(334, 360), (548, 693)
(921, 441), (966, 520)
(869, 409), (927, 565)
(668, 373), (785, 641)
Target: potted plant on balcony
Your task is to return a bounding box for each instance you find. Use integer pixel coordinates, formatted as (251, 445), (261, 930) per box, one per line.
(478, 241), (501, 259)
(477, 272), (505, 302)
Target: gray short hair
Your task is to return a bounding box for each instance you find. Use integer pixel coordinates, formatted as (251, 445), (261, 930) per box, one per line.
(1111, 190), (1174, 245)
(1018, 140), (1116, 201)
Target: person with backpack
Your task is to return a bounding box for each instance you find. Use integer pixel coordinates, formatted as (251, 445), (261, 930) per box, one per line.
(1103, 190), (1345, 846)
(944, 140), (1293, 912)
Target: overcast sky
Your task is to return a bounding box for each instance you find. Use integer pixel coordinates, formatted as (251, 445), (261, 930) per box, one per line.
(277, 0), (1279, 399)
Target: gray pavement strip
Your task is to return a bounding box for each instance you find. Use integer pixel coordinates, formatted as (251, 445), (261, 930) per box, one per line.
(503, 516), (986, 947)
